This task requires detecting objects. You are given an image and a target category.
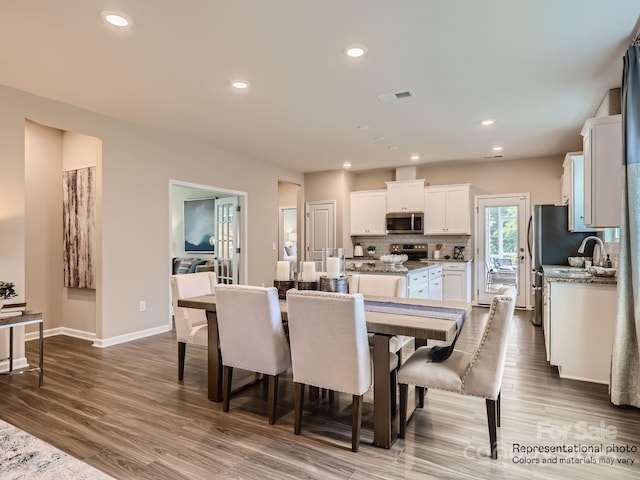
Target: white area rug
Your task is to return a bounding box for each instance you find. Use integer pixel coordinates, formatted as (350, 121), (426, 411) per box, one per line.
(0, 420), (114, 480)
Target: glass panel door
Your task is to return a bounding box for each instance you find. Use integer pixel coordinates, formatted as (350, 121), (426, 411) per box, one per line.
(215, 196), (239, 284)
(476, 195), (529, 307)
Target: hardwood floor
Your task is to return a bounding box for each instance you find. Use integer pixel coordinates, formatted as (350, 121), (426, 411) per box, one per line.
(1, 307), (639, 479)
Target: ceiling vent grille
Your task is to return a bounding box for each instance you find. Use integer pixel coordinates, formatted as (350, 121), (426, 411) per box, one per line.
(483, 154), (504, 159)
(377, 90), (416, 102)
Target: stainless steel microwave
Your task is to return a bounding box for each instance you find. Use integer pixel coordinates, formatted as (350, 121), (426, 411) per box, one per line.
(386, 212), (423, 234)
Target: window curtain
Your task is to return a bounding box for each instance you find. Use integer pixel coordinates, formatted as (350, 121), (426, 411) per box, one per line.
(611, 40), (640, 407)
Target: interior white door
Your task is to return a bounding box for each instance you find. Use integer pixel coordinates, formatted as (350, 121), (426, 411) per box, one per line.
(306, 201), (336, 262)
(215, 196), (239, 284)
(476, 194), (529, 308)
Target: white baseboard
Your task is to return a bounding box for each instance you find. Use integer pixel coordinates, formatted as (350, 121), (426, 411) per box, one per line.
(24, 324), (172, 349)
(92, 324), (172, 348)
(0, 357), (28, 372)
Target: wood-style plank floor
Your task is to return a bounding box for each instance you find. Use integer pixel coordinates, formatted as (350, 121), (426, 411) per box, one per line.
(1, 307), (639, 479)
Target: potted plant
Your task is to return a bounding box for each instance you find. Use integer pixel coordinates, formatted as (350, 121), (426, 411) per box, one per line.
(0, 281), (17, 306)
(367, 245), (376, 257)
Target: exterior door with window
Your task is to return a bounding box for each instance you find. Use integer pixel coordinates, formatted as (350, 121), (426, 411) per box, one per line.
(476, 194), (530, 308)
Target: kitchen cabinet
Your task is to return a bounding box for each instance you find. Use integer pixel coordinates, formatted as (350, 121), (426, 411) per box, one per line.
(407, 265), (443, 300)
(542, 279), (551, 362)
(441, 261), (472, 303)
(581, 115), (622, 228)
(423, 184), (471, 235)
(350, 190), (387, 235)
(547, 280), (616, 384)
(562, 152), (597, 232)
(385, 180), (425, 213)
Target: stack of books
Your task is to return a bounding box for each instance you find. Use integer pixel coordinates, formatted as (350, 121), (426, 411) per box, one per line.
(0, 302), (26, 314)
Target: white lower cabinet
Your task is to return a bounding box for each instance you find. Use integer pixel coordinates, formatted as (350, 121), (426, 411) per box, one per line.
(407, 266), (443, 300)
(547, 280), (616, 384)
(441, 261), (472, 303)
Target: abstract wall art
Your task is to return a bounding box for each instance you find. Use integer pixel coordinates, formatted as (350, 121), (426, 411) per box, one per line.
(63, 166), (96, 289)
(184, 198), (215, 253)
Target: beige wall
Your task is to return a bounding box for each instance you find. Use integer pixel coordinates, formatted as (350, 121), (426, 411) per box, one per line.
(303, 170), (354, 257)
(1, 85), (303, 346)
(24, 124), (101, 337)
(62, 130), (101, 335)
(352, 156), (564, 207)
(24, 121), (64, 333)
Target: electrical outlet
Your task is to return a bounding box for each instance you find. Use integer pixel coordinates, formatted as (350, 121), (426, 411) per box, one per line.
(272, 242), (277, 250)
(139, 300), (146, 312)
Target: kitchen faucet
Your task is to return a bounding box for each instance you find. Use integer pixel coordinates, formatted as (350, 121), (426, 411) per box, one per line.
(577, 236), (605, 266)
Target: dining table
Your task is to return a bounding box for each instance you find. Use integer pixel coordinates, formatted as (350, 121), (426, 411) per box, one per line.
(177, 293), (471, 449)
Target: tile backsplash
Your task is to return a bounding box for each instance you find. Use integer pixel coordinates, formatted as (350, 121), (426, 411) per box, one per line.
(351, 234), (473, 260)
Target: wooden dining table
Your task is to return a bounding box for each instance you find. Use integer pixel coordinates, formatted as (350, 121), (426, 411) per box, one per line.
(177, 293), (471, 449)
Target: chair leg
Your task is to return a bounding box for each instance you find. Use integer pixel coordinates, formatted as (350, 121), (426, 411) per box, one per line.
(351, 394), (363, 452)
(486, 398), (498, 459)
(399, 383), (408, 438)
(294, 383), (305, 435)
(416, 386), (426, 408)
(497, 391), (501, 428)
(178, 342), (186, 380)
(223, 366), (233, 413)
(267, 374), (279, 425)
(390, 366), (397, 418)
(309, 386), (319, 399)
(328, 390), (336, 403)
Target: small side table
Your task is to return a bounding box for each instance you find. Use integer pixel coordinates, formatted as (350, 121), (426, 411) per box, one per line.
(0, 311), (43, 387)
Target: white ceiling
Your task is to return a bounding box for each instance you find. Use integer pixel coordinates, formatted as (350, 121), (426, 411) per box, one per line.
(1, 1), (638, 173)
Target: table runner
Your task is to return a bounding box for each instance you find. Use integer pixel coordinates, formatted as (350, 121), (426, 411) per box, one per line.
(363, 299), (467, 362)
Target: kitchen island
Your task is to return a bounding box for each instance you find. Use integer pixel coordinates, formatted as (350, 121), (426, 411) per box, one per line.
(542, 265), (617, 384)
(345, 260), (443, 300)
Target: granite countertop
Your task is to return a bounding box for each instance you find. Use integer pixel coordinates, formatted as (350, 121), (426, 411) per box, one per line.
(542, 264), (618, 285)
(420, 258), (474, 263)
(345, 260), (439, 274)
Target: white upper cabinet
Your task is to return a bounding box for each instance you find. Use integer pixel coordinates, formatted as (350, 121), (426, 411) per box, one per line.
(581, 115), (622, 228)
(424, 184), (471, 235)
(349, 190), (387, 235)
(385, 180), (425, 213)
(562, 152), (597, 232)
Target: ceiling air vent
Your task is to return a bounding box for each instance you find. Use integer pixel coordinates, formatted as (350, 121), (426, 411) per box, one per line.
(483, 154), (504, 159)
(377, 90), (416, 102)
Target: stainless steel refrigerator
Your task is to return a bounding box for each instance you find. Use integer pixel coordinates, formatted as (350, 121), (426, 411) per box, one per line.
(527, 205), (594, 326)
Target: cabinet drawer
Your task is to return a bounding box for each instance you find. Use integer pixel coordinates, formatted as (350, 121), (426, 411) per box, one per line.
(428, 268), (442, 279)
(408, 271), (430, 284)
(442, 262), (465, 271)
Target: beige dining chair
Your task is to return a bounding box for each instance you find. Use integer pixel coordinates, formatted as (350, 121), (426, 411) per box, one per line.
(286, 289), (398, 452)
(214, 284), (292, 424)
(170, 272), (217, 381)
(348, 274), (414, 358)
(398, 287), (516, 459)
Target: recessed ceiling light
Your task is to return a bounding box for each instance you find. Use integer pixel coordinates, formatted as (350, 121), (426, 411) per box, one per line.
(101, 11), (132, 27)
(388, 145), (398, 151)
(345, 45), (368, 58)
(410, 154), (420, 161)
(356, 124), (370, 130)
(232, 80), (249, 90)
(492, 146), (503, 151)
(374, 136), (386, 142)
(343, 161), (352, 168)
(480, 119), (495, 126)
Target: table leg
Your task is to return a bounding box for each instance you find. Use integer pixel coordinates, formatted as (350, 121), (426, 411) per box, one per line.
(206, 310), (223, 402)
(9, 327), (13, 372)
(373, 333), (397, 448)
(38, 321), (44, 387)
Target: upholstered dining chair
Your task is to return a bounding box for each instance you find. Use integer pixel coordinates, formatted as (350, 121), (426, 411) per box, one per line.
(286, 289), (398, 452)
(348, 274), (413, 358)
(398, 287), (516, 459)
(170, 272), (217, 381)
(214, 284), (291, 424)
